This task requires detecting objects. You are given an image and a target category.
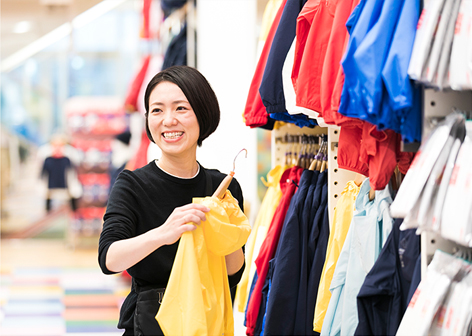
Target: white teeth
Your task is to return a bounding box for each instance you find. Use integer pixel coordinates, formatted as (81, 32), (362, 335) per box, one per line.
(163, 132), (183, 139)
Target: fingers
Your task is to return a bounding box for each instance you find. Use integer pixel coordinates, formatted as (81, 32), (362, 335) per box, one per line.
(181, 223), (197, 233)
(173, 204), (210, 224)
(178, 203), (210, 213)
(181, 211), (206, 225)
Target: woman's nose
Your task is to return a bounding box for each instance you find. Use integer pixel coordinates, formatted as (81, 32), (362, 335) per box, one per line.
(162, 111), (177, 126)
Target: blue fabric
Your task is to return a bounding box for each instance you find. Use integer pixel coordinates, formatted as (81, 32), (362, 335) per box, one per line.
(269, 112), (318, 128)
(259, 0), (307, 115)
(339, 0), (422, 143)
(406, 255), (422, 305)
(321, 179), (394, 336)
(339, 0), (382, 120)
(295, 172), (327, 335)
(263, 170), (329, 335)
(262, 169), (314, 335)
(354, 219), (420, 336)
(381, 0), (422, 143)
(160, 0), (187, 18)
(353, 0), (404, 119)
(41, 156), (72, 189)
(305, 184), (330, 335)
(161, 23), (187, 70)
(260, 259), (275, 336)
(245, 272), (259, 327)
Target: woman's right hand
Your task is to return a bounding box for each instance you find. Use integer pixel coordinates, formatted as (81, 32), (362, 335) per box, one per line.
(105, 203), (210, 273)
(157, 203), (210, 245)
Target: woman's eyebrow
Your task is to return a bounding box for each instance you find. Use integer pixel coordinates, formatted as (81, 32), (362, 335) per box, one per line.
(150, 100), (189, 106)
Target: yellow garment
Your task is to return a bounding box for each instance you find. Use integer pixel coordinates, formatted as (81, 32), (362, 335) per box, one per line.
(156, 190), (251, 336)
(313, 180), (361, 332)
(234, 165), (285, 312)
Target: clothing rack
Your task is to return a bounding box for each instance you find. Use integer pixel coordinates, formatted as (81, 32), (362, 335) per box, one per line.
(271, 89), (472, 277)
(271, 123), (356, 227)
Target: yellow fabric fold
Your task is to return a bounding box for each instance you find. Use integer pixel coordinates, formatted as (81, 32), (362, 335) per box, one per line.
(234, 165), (285, 312)
(313, 181), (360, 332)
(156, 190), (251, 336)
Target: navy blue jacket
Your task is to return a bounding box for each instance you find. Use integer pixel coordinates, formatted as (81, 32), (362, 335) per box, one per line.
(259, 0), (307, 114)
(264, 170), (328, 335)
(304, 183), (329, 335)
(162, 23), (187, 70)
(355, 219), (420, 336)
(263, 169), (314, 335)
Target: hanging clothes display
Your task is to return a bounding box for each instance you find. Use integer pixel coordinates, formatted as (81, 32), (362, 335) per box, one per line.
(243, 0), (287, 130)
(292, 0), (359, 122)
(235, 165), (285, 313)
(321, 179), (393, 336)
(156, 190), (251, 336)
(313, 179), (362, 333)
(259, 0), (318, 128)
(263, 170), (329, 335)
(245, 166), (303, 336)
(354, 219), (420, 336)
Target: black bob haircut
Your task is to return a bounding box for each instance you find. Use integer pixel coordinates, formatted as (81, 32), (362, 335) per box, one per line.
(144, 65), (220, 147)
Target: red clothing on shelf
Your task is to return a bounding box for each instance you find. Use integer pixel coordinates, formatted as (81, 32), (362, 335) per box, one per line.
(243, 0), (287, 129)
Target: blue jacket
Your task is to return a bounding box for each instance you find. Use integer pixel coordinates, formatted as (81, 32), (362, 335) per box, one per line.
(381, 0), (422, 143)
(355, 219), (420, 336)
(353, 0), (404, 119)
(259, 0), (316, 128)
(305, 184), (330, 335)
(262, 170), (315, 335)
(264, 170), (329, 335)
(339, 0), (382, 121)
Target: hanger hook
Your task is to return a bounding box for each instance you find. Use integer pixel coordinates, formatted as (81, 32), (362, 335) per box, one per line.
(233, 148), (247, 172)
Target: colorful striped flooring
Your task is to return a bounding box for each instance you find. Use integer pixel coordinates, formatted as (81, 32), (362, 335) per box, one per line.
(0, 265), (129, 335)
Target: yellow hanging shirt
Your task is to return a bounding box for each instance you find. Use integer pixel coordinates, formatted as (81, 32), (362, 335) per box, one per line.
(313, 180), (360, 332)
(156, 190), (251, 336)
(234, 165), (285, 312)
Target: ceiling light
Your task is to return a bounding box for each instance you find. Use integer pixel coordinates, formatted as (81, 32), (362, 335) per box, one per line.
(13, 21), (32, 34)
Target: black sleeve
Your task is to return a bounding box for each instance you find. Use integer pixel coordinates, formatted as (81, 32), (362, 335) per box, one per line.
(98, 170), (140, 274)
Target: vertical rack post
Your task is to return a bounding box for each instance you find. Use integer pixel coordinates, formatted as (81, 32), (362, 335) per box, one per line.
(327, 126), (357, 226)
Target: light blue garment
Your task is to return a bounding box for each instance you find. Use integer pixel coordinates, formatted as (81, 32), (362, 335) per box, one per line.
(320, 179), (394, 336)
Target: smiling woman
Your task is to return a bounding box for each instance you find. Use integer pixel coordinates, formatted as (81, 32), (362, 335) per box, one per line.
(98, 65), (246, 335)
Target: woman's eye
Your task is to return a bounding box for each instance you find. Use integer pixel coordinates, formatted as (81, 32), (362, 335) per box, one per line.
(176, 106), (187, 111)
(151, 108), (162, 114)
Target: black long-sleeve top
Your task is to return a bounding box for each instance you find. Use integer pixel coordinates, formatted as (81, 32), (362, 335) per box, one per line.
(98, 161), (245, 331)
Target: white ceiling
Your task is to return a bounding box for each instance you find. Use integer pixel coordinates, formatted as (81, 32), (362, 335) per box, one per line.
(1, 0), (103, 63)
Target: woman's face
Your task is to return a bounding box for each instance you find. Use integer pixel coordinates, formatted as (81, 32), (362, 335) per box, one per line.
(147, 81), (200, 159)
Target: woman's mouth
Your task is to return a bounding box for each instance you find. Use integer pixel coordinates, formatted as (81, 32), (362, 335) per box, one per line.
(162, 131), (184, 139)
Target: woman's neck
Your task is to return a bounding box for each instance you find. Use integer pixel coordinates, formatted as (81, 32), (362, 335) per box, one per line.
(156, 155), (199, 178)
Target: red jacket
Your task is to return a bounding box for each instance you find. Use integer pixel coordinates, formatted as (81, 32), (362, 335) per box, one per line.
(243, 0), (287, 129)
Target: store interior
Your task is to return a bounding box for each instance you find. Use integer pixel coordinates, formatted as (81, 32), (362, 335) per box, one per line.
(1, 0), (472, 336)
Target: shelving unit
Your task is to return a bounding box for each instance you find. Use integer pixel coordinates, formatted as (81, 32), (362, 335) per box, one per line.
(65, 96), (129, 247)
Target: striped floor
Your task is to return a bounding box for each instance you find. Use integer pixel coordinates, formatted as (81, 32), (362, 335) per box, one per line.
(0, 241), (129, 336)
